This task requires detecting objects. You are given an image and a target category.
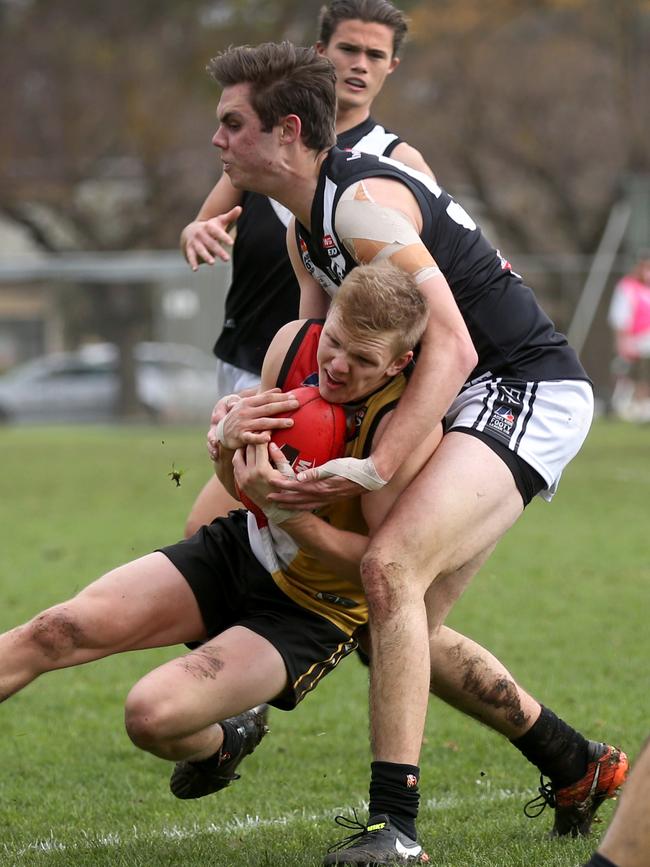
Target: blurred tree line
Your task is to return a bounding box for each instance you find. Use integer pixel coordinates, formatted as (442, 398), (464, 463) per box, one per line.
(0, 0), (648, 389)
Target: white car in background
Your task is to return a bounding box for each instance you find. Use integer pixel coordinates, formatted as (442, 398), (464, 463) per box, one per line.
(0, 342), (218, 423)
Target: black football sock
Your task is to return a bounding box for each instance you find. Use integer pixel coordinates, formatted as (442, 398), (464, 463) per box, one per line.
(217, 719), (244, 763)
(368, 761), (420, 840)
(510, 705), (590, 788)
(582, 854), (619, 867)
(188, 720), (243, 769)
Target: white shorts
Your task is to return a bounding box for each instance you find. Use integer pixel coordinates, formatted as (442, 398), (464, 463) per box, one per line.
(215, 360), (261, 400)
(445, 378), (594, 501)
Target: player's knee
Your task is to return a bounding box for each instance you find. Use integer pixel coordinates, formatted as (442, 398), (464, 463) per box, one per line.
(360, 554), (410, 620)
(24, 606), (86, 663)
(124, 688), (178, 751)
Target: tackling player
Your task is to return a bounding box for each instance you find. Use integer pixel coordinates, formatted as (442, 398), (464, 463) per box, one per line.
(181, 0), (432, 537)
(206, 42), (628, 863)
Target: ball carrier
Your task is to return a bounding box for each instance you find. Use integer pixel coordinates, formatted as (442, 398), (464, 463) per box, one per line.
(0, 263), (437, 820)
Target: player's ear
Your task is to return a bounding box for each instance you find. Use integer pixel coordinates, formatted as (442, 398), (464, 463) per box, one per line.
(315, 40), (327, 57)
(386, 349), (413, 376)
(387, 55), (400, 75)
(280, 114), (301, 145)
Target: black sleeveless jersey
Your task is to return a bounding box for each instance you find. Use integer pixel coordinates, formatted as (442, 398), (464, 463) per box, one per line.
(294, 147), (587, 384)
(213, 119), (403, 373)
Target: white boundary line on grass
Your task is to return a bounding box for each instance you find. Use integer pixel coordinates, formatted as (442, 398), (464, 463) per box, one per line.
(4, 788), (528, 858)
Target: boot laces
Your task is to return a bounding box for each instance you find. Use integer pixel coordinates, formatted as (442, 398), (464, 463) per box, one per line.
(523, 775), (556, 818)
(327, 809), (372, 853)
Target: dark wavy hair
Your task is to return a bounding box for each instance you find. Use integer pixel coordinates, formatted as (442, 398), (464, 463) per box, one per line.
(208, 42), (337, 152)
(317, 0), (409, 57)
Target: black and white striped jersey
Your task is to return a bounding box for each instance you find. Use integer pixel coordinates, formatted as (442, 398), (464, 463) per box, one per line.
(295, 147), (587, 384)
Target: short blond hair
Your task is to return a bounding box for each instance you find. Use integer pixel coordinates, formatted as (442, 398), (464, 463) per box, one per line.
(330, 262), (429, 355)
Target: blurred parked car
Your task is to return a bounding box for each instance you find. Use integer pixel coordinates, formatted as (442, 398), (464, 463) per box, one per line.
(0, 342), (218, 423)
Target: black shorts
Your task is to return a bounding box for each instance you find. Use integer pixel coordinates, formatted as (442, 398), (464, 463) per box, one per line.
(157, 510), (356, 710)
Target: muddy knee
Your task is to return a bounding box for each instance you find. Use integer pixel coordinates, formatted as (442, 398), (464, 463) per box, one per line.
(360, 555), (411, 619)
(26, 607), (86, 662)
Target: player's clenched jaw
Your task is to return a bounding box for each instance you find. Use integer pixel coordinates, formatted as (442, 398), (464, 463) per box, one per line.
(212, 83), (279, 190)
(317, 308), (411, 404)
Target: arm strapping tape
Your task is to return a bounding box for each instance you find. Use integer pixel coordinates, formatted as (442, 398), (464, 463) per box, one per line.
(301, 456), (387, 491)
(261, 449), (296, 525)
(215, 393), (243, 447)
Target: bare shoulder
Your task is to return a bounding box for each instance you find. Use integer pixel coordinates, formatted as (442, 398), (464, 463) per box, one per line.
(260, 320), (309, 389)
(390, 142), (436, 181)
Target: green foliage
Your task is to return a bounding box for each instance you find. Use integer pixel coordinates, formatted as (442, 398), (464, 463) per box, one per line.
(0, 420), (647, 865)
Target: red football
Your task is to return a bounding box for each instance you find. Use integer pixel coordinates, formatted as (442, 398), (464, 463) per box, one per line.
(239, 386), (348, 514)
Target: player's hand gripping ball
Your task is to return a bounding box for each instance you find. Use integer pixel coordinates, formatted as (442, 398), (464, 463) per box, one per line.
(238, 386), (348, 514)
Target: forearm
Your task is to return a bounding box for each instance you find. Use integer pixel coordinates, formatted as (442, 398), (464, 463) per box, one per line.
(213, 448), (238, 499)
(280, 511), (367, 581)
(372, 330), (474, 479)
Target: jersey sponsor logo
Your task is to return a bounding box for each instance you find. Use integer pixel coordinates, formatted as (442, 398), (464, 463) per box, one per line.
(496, 249), (521, 278)
(322, 234), (341, 259)
(298, 232), (340, 293)
(315, 591), (359, 609)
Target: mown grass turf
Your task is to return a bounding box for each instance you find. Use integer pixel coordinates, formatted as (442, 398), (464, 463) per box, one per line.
(0, 419), (647, 865)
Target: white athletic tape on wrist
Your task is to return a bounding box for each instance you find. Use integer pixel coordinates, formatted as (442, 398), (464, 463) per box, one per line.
(308, 456), (387, 491)
(215, 416), (228, 447)
(262, 503), (294, 525)
(215, 393), (243, 446)
(261, 447), (296, 524)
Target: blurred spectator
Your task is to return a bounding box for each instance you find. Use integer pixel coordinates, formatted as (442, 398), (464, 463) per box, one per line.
(608, 252), (650, 421)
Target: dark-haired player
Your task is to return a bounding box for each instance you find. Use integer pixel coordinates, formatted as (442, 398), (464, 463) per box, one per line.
(207, 41), (627, 863)
(181, 0), (431, 537)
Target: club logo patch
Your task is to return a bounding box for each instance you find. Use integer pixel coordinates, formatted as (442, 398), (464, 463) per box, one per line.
(485, 383), (525, 443)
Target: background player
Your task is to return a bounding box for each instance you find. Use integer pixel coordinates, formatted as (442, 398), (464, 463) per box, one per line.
(181, 0), (432, 537)
(207, 42), (627, 864)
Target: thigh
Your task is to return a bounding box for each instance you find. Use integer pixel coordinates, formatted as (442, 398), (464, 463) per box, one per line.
(424, 543), (495, 632)
(57, 553), (207, 661)
(128, 625), (288, 734)
(368, 431), (524, 586)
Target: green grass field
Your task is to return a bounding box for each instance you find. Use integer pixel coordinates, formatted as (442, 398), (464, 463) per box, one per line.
(0, 420), (647, 866)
